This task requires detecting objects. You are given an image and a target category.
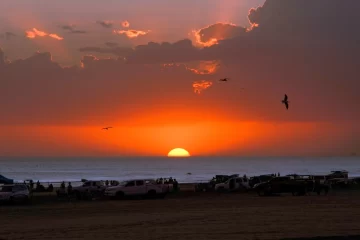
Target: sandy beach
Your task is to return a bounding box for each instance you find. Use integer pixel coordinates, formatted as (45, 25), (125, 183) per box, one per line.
(1, 190), (360, 240)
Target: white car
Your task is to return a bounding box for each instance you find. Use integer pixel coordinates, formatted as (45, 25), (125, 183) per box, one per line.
(105, 179), (167, 199)
(0, 184), (30, 203)
(214, 177), (250, 192)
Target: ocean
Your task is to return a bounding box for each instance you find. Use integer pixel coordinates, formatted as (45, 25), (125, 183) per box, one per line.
(0, 157), (359, 183)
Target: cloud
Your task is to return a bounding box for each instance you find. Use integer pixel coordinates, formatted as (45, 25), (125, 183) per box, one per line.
(32, 28), (47, 37)
(0, 49), (205, 126)
(79, 39), (201, 64)
(48, 34), (64, 40)
(192, 80), (213, 94)
(78, 46), (134, 58)
(61, 24), (87, 34)
(25, 31), (36, 39)
(185, 60), (220, 75)
(0, 32), (17, 40)
(105, 42), (119, 48)
(191, 22), (247, 47)
(2, 0), (360, 127)
(113, 29), (150, 38)
(0, 48), (4, 66)
(25, 28), (64, 40)
(121, 21), (130, 28)
(96, 20), (113, 28)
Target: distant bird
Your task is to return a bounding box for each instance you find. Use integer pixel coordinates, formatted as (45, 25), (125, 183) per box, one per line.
(102, 127), (113, 130)
(282, 94), (289, 110)
(219, 78), (229, 82)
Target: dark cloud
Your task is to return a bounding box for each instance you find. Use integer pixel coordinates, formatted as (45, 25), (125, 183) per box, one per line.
(79, 46), (134, 58)
(247, 0), (360, 42)
(71, 30), (87, 34)
(96, 20), (113, 28)
(1, 0), (360, 127)
(0, 32), (16, 40)
(80, 39), (202, 64)
(195, 23), (247, 44)
(75, 0), (360, 123)
(0, 48), (4, 66)
(0, 49), (209, 125)
(105, 42), (119, 48)
(60, 25), (87, 34)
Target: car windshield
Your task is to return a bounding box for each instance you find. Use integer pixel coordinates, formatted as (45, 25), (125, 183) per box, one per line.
(118, 181), (128, 186)
(0, 186), (13, 192)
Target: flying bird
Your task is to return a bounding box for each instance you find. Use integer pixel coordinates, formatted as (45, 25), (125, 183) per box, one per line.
(219, 78), (229, 82)
(102, 127), (113, 130)
(282, 94), (289, 110)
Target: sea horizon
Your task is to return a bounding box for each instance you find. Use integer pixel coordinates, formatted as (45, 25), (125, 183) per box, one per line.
(1, 156), (359, 183)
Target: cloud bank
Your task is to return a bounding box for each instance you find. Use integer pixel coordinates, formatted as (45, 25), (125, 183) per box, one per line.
(61, 24), (87, 34)
(1, 0), (360, 127)
(96, 20), (113, 28)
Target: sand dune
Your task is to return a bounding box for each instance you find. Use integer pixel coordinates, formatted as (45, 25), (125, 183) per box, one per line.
(1, 191), (360, 240)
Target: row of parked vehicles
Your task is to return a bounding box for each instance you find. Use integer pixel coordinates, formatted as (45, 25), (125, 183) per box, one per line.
(195, 171), (351, 196)
(61, 178), (174, 200)
(0, 170), (354, 204)
(0, 178), (175, 204)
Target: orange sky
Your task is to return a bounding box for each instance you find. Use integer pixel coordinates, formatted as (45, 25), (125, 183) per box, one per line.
(0, 121), (357, 157)
(1, 0), (360, 157)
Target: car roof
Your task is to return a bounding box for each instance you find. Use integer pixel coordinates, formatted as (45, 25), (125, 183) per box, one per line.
(124, 179), (155, 182)
(1, 184), (27, 187)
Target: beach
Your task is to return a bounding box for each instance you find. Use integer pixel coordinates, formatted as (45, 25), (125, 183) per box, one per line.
(1, 190), (360, 240)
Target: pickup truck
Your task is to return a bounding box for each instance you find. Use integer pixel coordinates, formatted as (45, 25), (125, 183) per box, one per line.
(104, 179), (168, 199)
(254, 176), (314, 196)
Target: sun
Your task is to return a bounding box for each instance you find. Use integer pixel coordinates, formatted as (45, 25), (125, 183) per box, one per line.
(167, 148), (191, 157)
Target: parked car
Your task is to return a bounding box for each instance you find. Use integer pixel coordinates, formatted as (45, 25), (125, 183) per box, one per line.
(214, 177), (250, 192)
(249, 174), (275, 188)
(326, 170), (350, 188)
(72, 180), (107, 199)
(0, 184), (30, 204)
(0, 174), (14, 184)
(312, 175), (330, 195)
(104, 179), (168, 199)
(195, 174), (239, 192)
(254, 176), (314, 196)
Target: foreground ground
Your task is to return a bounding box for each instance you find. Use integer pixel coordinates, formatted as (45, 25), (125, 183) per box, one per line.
(1, 191), (360, 240)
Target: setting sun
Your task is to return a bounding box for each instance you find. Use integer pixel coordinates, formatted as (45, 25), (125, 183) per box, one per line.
(167, 148), (190, 157)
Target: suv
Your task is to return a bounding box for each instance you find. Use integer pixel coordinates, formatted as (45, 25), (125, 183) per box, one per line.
(214, 177), (250, 192)
(72, 181), (107, 199)
(0, 184), (30, 203)
(195, 174), (239, 192)
(249, 174), (274, 188)
(254, 176), (313, 196)
(105, 179), (167, 199)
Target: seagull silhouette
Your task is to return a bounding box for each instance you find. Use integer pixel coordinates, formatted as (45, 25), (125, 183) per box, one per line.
(281, 94), (289, 110)
(102, 127), (113, 130)
(219, 78), (229, 82)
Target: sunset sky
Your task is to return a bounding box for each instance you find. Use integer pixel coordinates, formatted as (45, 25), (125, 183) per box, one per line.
(0, 0), (359, 157)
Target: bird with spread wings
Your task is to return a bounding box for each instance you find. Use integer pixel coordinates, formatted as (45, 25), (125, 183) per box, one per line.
(282, 94), (289, 110)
